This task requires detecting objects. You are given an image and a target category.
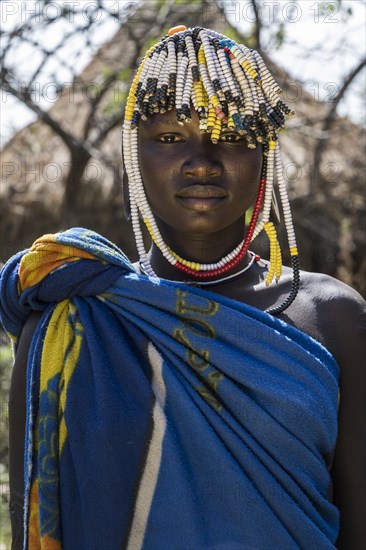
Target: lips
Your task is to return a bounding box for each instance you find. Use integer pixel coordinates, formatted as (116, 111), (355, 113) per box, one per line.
(176, 184), (228, 212)
(176, 184), (228, 199)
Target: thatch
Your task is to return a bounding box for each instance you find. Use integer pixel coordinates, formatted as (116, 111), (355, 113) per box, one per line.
(1, 3), (365, 295)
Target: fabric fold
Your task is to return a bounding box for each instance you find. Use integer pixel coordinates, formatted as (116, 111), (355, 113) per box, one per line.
(0, 227), (339, 549)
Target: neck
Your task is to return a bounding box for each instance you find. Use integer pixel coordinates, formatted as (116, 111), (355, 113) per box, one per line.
(146, 219), (252, 282)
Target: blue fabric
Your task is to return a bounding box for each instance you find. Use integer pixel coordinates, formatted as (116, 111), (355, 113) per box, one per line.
(0, 227), (339, 549)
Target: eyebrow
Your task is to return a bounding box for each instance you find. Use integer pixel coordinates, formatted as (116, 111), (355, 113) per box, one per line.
(142, 118), (182, 128)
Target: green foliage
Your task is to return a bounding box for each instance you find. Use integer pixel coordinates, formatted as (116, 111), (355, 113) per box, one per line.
(100, 67), (115, 79)
(319, 1), (340, 15)
(0, 463), (11, 548)
(102, 96), (125, 116)
(100, 67), (133, 115)
(245, 206), (253, 227)
(223, 24), (246, 46)
(0, 339), (12, 548)
(140, 34), (162, 57)
(275, 22), (285, 49)
(319, 1), (352, 21)
(117, 68), (132, 82)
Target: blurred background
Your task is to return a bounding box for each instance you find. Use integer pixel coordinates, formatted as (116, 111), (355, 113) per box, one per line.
(0, 0), (365, 545)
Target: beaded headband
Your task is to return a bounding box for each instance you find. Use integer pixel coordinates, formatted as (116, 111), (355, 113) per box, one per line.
(122, 25), (300, 314)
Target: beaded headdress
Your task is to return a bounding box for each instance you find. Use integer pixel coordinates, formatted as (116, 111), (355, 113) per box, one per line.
(122, 25), (300, 314)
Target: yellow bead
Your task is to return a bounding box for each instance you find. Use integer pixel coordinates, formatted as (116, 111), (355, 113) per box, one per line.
(211, 119), (222, 143)
(227, 116), (235, 129)
(198, 46), (206, 65)
(264, 222), (283, 285)
(207, 116), (216, 129)
(211, 96), (221, 108)
(290, 247), (298, 256)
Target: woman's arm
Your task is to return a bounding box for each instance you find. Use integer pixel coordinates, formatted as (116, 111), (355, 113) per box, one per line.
(9, 311), (42, 550)
(327, 293), (366, 549)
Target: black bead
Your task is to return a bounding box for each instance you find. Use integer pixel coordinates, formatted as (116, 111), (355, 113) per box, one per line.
(221, 101), (229, 117)
(234, 96), (244, 109)
(167, 94), (175, 110)
(192, 27), (203, 41)
(191, 66), (200, 82)
(136, 88), (146, 104)
(244, 115), (254, 129)
(168, 73), (176, 91)
(212, 78), (221, 92)
(131, 110), (140, 129)
(266, 255), (300, 316)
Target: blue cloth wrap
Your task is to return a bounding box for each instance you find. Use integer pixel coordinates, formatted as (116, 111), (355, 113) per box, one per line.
(0, 227), (339, 549)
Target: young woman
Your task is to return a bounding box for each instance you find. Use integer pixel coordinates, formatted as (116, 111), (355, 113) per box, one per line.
(2, 26), (365, 549)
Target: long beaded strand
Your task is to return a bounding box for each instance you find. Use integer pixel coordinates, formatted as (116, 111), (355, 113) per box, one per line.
(122, 26), (299, 313)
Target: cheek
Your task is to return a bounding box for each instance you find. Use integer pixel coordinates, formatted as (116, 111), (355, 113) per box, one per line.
(230, 150), (263, 204)
(138, 140), (173, 182)
(138, 144), (153, 181)
(235, 159), (262, 184)
(138, 144), (160, 199)
(138, 144), (174, 216)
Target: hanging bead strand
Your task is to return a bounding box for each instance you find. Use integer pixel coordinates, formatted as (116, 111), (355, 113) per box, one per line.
(122, 26), (299, 312)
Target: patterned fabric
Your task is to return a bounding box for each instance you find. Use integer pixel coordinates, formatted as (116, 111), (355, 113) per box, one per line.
(0, 227), (339, 549)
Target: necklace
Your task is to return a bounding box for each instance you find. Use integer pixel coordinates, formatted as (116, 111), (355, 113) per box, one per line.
(139, 252), (260, 286)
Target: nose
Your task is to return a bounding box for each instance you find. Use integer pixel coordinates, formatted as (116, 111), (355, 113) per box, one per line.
(182, 140), (223, 181)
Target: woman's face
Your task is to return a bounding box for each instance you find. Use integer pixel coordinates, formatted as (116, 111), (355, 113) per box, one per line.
(137, 108), (263, 239)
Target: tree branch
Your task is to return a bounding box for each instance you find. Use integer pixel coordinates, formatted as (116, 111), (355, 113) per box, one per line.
(1, 69), (90, 156)
(323, 55), (366, 132)
(82, 70), (123, 140)
(250, 0), (262, 52)
(312, 56), (366, 190)
(91, 112), (121, 148)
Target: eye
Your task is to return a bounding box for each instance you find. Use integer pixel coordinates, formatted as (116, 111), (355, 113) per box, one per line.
(219, 132), (244, 143)
(156, 134), (184, 144)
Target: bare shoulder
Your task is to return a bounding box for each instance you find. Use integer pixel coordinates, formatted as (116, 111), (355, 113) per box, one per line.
(298, 278), (366, 548)
(293, 270), (365, 364)
(298, 270), (365, 326)
(299, 270), (364, 305)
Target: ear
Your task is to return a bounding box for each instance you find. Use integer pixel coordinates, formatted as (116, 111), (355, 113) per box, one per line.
(122, 161), (131, 222)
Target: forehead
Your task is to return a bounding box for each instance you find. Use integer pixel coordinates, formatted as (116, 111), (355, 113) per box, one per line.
(139, 108), (199, 131)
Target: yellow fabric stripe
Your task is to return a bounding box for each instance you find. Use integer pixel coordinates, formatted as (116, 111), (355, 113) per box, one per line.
(40, 300), (83, 453)
(19, 234), (95, 292)
(39, 301), (69, 394)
